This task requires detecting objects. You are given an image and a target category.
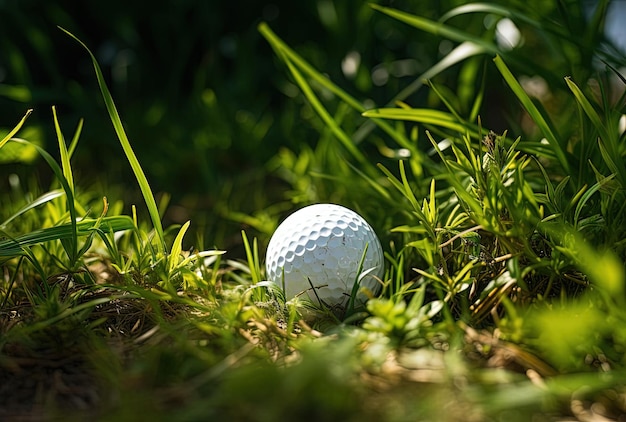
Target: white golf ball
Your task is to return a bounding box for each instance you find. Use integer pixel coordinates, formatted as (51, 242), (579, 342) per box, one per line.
(265, 203), (384, 307)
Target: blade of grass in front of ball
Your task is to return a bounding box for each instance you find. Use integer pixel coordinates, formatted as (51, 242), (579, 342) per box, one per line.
(345, 243), (369, 317)
(280, 266), (285, 298)
(306, 277), (326, 309)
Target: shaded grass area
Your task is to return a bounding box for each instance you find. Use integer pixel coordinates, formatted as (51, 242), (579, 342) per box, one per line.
(2, 1), (626, 420)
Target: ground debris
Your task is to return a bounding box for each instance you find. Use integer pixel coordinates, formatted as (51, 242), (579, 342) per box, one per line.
(0, 345), (102, 421)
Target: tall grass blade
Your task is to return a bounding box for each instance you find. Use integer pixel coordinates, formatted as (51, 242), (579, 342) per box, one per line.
(59, 27), (166, 253)
(0, 109), (32, 149)
(5, 138), (79, 262)
(283, 56), (368, 166)
(258, 22), (364, 112)
(345, 243), (369, 316)
(565, 77), (626, 185)
(241, 231), (261, 285)
(371, 3), (561, 82)
(168, 221), (191, 275)
(363, 108), (481, 139)
(371, 4), (500, 55)
(390, 41), (486, 112)
(52, 105), (74, 194)
(258, 22), (418, 157)
(0, 189), (65, 229)
(565, 78), (611, 142)
(0, 215), (135, 257)
(493, 56), (571, 174)
(68, 118), (84, 158)
(354, 41), (486, 153)
(439, 3), (569, 40)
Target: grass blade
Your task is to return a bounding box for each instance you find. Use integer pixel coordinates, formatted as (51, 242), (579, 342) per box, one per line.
(354, 41), (486, 151)
(6, 138), (79, 263)
(439, 3), (569, 40)
(564, 77), (610, 141)
(59, 27), (166, 253)
(241, 231), (261, 285)
(0, 215), (135, 257)
(0, 109), (32, 149)
(258, 22), (419, 157)
(68, 118), (84, 158)
(168, 221), (191, 275)
(363, 108), (481, 139)
(388, 41), (486, 114)
(283, 55), (368, 165)
(258, 22), (363, 112)
(52, 105), (74, 194)
(493, 55), (571, 174)
(565, 76), (626, 185)
(0, 189), (65, 229)
(371, 4), (568, 100)
(371, 4), (500, 55)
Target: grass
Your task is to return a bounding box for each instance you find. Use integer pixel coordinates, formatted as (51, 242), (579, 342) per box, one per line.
(2, 1), (626, 420)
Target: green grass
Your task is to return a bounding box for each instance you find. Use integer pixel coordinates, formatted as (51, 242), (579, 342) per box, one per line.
(2, 2), (626, 420)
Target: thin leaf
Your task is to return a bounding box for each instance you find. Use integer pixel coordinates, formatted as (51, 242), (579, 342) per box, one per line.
(493, 55), (570, 174)
(354, 41), (486, 160)
(0, 215), (135, 257)
(52, 105), (74, 194)
(565, 76), (626, 185)
(168, 221), (191, 274)
(439, 3), (569, 40)
(390, 41), (487, 110)
(363, 108), (481, 139)
(399, 160), (420, 213)
(0, 109), (32, 149)
(68, 118), (84, 158)
(371, 4), (501, 55)
(283, 55), (368, 165)
(59, 27), (166, 253)
(241, 231), (261, 285)
(7, 138), (79, 262)
(565, 77), (610, 142)
(574, 176), (614, 225)
(258, 22), (419, 158)
(372, 3), (567, 88)
(0, 189), (65, 229)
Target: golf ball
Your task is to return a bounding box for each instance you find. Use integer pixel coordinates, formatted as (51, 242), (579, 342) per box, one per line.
(265, 203), (384, 307)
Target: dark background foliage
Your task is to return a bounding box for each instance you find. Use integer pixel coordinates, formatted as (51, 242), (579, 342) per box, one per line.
(1, 0), (624, 250)
(0, 0), (443, 245)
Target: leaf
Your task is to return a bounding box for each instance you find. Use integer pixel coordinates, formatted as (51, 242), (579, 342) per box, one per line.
(168, 221), (191, 274)
(362, 108), (481, 139)
(6, 138), (78, 263)
(371, 4), (500, 55)
(565, 76), (626, 186)
(59, 27), (166, 253)
(0, 215), (135, 257)
(439, 3), (569, 41)
(52, 105), (74, 194)
(0, 109), (32, 149)
(391, 41), (487, 107)
(68, 118), (84, 158)
(283, 55), (368, 165)
(565, 78), (610, 142)
(258, 22), (420, 159)
(241, 231), (261, 285)
(0, 189), (66, 229)
(493, 56), (571, 174)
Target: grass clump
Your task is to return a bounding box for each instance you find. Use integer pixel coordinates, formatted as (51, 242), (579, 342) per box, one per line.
(2, 1), (626, 421)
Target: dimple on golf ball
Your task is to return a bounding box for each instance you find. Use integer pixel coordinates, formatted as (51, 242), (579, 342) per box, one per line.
(265, 203), (384, 307)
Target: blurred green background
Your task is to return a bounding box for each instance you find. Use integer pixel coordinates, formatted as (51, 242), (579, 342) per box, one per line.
(1, 0), (624, 252)
(0, 0), (438, 249)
